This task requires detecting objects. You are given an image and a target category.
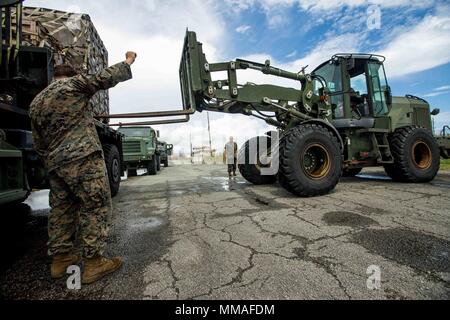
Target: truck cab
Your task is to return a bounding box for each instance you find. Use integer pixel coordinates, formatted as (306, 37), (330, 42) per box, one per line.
(156, 141), (173, 168)
(312, 54), (435, 169)
(118, 126), (160, 176)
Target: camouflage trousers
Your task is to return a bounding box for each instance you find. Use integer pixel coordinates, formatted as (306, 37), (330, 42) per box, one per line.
(47, 151), (112, 259)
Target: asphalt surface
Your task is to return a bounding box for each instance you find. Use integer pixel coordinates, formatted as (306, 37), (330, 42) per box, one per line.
(1, 165), (449, 300)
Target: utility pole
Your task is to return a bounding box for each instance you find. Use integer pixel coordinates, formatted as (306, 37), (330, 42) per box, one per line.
(189, 131), (193, 164)
(207, 112), (213, 157)
(207, 112), (215, 163)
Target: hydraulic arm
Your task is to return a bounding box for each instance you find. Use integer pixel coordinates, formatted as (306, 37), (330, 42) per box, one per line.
(101, 31), (333, 129)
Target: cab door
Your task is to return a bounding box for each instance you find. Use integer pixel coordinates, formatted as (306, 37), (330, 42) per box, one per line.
(367, 62), (389, 117)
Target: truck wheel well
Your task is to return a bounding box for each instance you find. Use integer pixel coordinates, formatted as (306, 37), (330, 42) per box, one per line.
(300, 119), (344, 151)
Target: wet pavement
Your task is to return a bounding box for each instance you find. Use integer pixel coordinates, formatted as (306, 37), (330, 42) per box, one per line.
(1, 165), (449, 300)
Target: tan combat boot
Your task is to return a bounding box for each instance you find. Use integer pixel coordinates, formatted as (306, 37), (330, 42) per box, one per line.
(51, 253), (81, 279)
(82, 256), (123, 284)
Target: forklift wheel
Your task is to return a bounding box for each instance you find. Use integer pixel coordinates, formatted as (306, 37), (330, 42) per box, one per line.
(278, 124), (342, 197)
(238, 136), (278, 185)
(384, 126), (439, 182)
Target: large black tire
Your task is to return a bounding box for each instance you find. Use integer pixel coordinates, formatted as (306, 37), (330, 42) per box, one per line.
(163, 159), (169, 167)
(128, 168), (137, 177)
(238, 136), (278, 185)
(278, 124), (342, 197)
(147, 156), (158, 176)
(384, 126), (440, 182)
(103, 144), (121, 197)
(343, 168), (362, 177)
(156, 155), (161, 171)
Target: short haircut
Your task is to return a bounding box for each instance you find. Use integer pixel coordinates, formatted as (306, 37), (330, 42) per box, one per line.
(54, 64), (78, 78)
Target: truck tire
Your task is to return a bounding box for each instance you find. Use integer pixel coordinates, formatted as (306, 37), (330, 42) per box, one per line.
(156, 155), (161, 171)
(384, 126), (439, 182)
(147, 156), (158, 175)
(128, 168), (137, 177)
(343, 168), (362, 177)
(164, 159), (169, 167)
(238, 136), (278, 185)
(278, 124), (342, 197)
(103, 144), (121, 197)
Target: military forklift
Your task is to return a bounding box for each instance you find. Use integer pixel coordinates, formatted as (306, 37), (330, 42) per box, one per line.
(103, 31), (449, 197)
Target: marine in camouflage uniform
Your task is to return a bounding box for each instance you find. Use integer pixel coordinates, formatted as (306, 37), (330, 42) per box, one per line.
(29, 61), (132, 260)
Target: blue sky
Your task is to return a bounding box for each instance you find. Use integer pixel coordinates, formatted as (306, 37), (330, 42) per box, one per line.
(26, 0), (450, 152)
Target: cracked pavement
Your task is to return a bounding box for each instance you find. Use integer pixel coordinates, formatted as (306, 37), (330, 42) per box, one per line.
(1, 165), (450, 300)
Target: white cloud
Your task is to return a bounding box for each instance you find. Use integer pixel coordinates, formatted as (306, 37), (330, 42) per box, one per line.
(379, 12), (450, 78)
(423, 85), (450, 97)
(223, 0), (435, 26)
(423, 90), (450, 98)
(434, 85), (450, 91)
(286, 51), (297, 58)
(286, 33), (362, 72)
(296, 0), (434, 12)
(236, 25), (252, 34)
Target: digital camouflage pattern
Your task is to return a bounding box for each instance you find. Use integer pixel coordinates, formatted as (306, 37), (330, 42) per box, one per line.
(29, 61), (131, 172)
(11, 6), (111, 119)
(47, 152), (111, 258)
(29, 61), (132, 258)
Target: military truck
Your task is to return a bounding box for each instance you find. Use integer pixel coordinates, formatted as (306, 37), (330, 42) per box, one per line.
(156, 141), (173, 168)
(436, 125), (450, 159)
(0, 1), (125, 204)
(118, 126), (161, 176)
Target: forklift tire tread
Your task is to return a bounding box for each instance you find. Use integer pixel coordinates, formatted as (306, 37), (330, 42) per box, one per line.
(385, 126), (440, 183)
(278, 124), (342, 197)
(238, 136), (278, 185)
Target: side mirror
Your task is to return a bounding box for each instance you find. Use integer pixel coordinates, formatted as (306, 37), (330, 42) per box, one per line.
(156, 130), (160, 138)
(385, 86), (392, 105)
(430, 108), (440, 116)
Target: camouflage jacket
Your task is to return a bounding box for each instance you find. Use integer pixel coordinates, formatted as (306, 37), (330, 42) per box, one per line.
(29, 62), (132, 172)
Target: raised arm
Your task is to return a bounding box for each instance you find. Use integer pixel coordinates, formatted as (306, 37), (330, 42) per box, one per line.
(71, 51), (137, 97)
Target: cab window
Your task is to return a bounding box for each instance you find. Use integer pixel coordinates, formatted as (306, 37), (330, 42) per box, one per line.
(118, 127), (151, 137)
(348, 59), (370, 117)
(313, 62), (344, 118)
(368, 62), (389, 116)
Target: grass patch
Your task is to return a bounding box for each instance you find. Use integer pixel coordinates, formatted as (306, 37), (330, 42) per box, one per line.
(441, 159), (450, 171)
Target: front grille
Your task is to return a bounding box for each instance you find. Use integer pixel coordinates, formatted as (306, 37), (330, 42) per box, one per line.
(123, 141), (141, 153)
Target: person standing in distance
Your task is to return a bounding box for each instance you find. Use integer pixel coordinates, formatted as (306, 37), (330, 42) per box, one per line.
(224, 137), (238, 178)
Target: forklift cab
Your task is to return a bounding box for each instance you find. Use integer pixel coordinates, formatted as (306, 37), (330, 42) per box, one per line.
(312, 54), (391, 129)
